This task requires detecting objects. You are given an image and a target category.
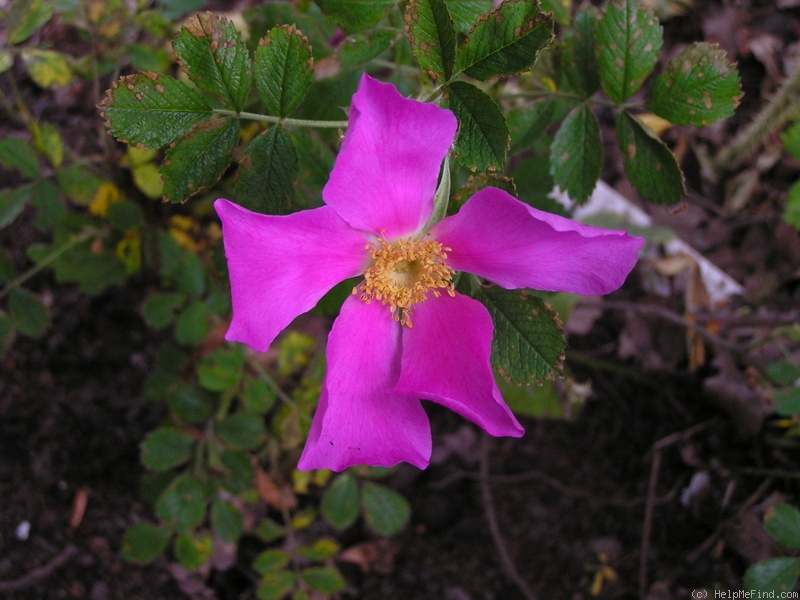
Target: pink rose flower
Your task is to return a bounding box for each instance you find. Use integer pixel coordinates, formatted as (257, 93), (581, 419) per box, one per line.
(215, 74), (643, 471)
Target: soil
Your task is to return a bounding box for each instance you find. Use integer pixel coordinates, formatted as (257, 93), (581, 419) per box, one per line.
(2, 1), (800, 599)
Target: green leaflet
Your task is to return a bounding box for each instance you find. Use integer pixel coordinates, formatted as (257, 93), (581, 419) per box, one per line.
(648, 42), (742, 126)
(235, 126), (298, 215)
(616, 111), (685, 204)
(99, 73), (213, 150)
(470, 286), (565, 384)
(173, 12), (252, 112)
(447, 81), (508, 171)
(457, 0), (553, 81)
(550, 105), (602, 204)
(595, 0), (662, 103)
(254, 25), (313, 118)
(315, 0), (395, 32)
(162, 117), (240, 203)
(405, 0), (457, 81)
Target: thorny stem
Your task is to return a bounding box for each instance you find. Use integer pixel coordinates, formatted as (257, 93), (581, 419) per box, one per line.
(479, 434), (539, 600)
(716, 52), (800, 170)
(0, 230), (95, 301)
(212, 109), (348, 129)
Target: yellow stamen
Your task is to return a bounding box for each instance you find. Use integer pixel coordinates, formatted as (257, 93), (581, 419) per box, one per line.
(355, 236), (455, 327)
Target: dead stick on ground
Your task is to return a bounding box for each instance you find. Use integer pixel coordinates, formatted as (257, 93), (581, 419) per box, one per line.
(480, 434), (538, 600)
(639, 419), (719, 598)
(0, 544), (79, 593)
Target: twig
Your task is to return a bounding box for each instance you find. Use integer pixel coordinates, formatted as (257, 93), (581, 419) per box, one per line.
(0, 544), (79, 592)
(639, 419), (719, 598)
(598, 300), (745, 357)
(479, 434), (538, 600)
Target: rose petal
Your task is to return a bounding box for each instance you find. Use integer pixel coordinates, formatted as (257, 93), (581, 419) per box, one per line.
(431, 187), (644, 295)
(394, 293), (523, 437)
(215, 199), (368, 352)
(323, 74), (458, 239)
(298, 295), (432, 472)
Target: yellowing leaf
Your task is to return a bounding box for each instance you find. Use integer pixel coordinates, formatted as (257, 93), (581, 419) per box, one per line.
(168, 215), (202, 251)
(116, 232), (142, 274)
(22, 49), (73, 88)
(90, 182), (124, 217)
(31, 122), (63, 168)
(132, 163), (163, 199)
(638, 112), (673, 136)
(126, 146), (159, 167)
(0, 51), (13, 75)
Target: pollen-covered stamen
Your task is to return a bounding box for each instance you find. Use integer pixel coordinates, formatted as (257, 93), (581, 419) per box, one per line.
(355, 236), (455, 327)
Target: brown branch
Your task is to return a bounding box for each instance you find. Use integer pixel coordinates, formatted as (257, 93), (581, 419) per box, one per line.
(0, 544), (79, 593)
(479, 434), (538, 600)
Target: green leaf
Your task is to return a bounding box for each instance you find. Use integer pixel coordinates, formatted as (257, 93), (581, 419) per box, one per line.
(121, 523), (172, 564)
(257, 571), (295, 600)
(7, 0), (54, 45)
(31, 180), (66, 230)
(296, 539), (340, 561)
(56, 166), (102, 204)
(457, 0), (553, 81)
(446, 0), (491, 32)
(142, 292), (185, 329)
(783, 180), (800, 229)
(162, 117), (239, 203)
(141, 427), (196, 471)
(168, 384), (214, 424)
(235, 126), (298, 215)
(198, 346), (246, 392)
(339, 29), (396, 68)
(0, 184), (33, 229)
(174, 532), (212, 569)
(550, 105), (602, 204)
(175, 300), (211, 346)
(211, 500), (243, 543)
(361, 482), (410, 537)
(100, 73), (213, 149)
(31, 122), (63, 168)
(765, 504), (800, 550)
(776, 388), (800, 417)
(0, 51), (12, 75)
(744, 557), (800, 594)
(9, 287), (50, 338)
(561, 7), (600, 97)
(315, 0), (394, 32)
(616, 111), (685, 204)
(0, 137), (39, 178)
(241, 377), (277, 415)
(253, 548), (291, 573)
(447, 81), (508, 171)
(595, 0), (662, 103)
(254, 25), (313, 118)
(21, 49), (72, 88)
(216, 413), (265, 450)
(175, 249), (206, 297)
(300, 567), (346, 594)
(782, 123), (800, 161)
(321, 472), (360, 531)
(108, 199), (146, 230)
(173, 12), (252, 111)
(255, 519), (286, 543)
(766, 361), (800, 386)
(648, 42), (741, 126)
(155, 474), (207, 532)
(470, 286), (565, 383)
(128, 43), (173, 74)
(404, 0), (457, 81)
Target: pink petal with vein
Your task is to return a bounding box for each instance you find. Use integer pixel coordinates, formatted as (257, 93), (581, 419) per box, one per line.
(394, 293), (523, 437)
(323, 75), (458, 239)
(431, 187), (644, 295)
(215, 199), (367, 352)
(298, 295), (432, 471)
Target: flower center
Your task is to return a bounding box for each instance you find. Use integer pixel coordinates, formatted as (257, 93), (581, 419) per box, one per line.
(355, 236), (455, 327)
